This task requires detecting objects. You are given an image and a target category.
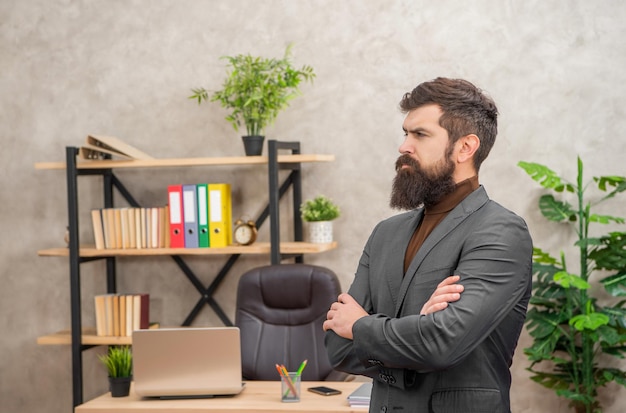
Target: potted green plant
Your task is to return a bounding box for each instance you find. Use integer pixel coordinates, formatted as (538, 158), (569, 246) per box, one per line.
(98, 345), (133, 397)
(518, 158), (626, 413)
(300, 195), (340, 243)
(190, 44), (315, 156)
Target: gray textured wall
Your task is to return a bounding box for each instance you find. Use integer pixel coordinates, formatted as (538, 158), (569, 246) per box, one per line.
(2, 1), (625, 412)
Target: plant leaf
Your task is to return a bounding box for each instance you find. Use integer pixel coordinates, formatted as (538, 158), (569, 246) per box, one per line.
(539, 195), (577, 222)
(525, 308), (566, 339)
(554, 271), (590, 290)
(532, 247), (560, 266)
(594, 175), (626, 201)
(569, 312), (610, 331)
(518, 161), (575, 192)
(589, 232), (626, 271)
(599, 273), (626, 297)
(588, 214), (625, 224)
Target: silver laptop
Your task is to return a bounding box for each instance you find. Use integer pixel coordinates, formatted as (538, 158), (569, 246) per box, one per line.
(132, 327), (244, 398)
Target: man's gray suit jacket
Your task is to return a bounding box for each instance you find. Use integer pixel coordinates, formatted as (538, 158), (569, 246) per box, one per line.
(325, 186), (533, 413)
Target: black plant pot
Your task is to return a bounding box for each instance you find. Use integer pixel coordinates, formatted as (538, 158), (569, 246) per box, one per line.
(109, 376), (132, 397)
(242, 135), (265, 156)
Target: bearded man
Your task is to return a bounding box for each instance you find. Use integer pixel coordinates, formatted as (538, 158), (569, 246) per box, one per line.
(324, 77), (533, 413)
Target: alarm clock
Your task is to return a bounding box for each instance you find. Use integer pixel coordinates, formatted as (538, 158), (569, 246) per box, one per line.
(233, 219), (257, 245)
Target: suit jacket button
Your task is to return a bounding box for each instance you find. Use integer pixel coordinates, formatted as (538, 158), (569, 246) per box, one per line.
(380, 406), (387, 413)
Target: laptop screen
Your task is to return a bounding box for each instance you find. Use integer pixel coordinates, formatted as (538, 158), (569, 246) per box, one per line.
(132, 327), (244, 398)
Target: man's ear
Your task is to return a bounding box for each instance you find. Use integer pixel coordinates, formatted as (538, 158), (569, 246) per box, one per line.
(456, 134), (480, 164)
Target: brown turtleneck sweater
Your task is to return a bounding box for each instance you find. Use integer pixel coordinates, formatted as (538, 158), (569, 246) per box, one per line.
(403, 176), (479, 273)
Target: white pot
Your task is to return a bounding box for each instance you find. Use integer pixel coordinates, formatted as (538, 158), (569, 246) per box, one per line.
(308, 221), (333, 243)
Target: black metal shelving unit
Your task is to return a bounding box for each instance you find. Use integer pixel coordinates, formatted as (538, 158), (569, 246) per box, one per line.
(59, 140), (322, 408)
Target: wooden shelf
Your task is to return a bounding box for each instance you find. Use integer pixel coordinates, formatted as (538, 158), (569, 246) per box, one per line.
(37, 242), (337, 257)
(37, 326), (163, 346)
(37, 328), (131, 345)
(34, 154), (335, 170)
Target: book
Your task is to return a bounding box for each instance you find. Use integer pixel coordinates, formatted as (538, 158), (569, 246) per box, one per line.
(182, 184), (199, 248)
(114, 209), (123, 249)
(120, 208), (129, 249)
(91, 209), (105, 250)
(102, 208), (116, 249)
(168, 185), (185, 248)
(104, 294), (115, 336)
(208, 183), (232, 247)
(196, 184), (210, 248)
(91, 207), (171, 250)
(78, 135), (154, 160)
(112, 295), (120, 336)
(132, 293), (150, 331)
(128, 208), (137, 249)
(134, 208), (143, 249)
(119, 294), (126, 337)
(94, 293), (150, 337)
(124, 294), (134, 336)
(347, 382), (372, 408)
(140, 207), (147, 248)
(94, 295), (107, 336)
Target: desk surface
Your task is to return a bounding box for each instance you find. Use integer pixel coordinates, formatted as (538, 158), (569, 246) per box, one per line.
(75, 381), (368, 413)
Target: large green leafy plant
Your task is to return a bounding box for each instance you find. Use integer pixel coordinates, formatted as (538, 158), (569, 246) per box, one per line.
(190, 44), (315, 136)
(518, 158), (626, 413)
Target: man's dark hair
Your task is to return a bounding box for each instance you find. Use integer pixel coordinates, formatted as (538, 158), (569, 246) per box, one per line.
(399, 77), (498, 171)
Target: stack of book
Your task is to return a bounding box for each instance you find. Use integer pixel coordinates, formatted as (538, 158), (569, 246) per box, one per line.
(94, 293), (149, 337)
(347, 382), (372, 409)
(91, 207), (169, 250)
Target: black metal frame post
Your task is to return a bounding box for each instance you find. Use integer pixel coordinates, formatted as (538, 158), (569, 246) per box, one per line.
(268, 140), (302, 264)
(66, 147), (83, 408)
(66, 148), (118, 408)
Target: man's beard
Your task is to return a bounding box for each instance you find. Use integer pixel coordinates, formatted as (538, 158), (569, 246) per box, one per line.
(390, 153), (456, 210)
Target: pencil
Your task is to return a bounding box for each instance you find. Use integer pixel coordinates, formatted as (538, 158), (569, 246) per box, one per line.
(276, 364), (298, 397)
(296, 359), (308, 376)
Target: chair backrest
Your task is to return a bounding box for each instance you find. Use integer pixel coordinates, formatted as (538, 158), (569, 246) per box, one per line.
(235, 264), (341, 381)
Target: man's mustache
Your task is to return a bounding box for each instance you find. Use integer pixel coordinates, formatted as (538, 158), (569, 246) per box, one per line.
(395, 154), (420, 172)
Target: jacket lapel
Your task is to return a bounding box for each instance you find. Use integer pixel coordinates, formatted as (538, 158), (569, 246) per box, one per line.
(385, 209), (424, 308)
(394, 187), (490, 316)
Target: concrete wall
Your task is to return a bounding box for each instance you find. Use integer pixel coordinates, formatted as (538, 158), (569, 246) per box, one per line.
(2, 1), (625, 411)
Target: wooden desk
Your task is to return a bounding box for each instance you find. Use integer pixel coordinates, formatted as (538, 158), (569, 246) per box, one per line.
(75, 381), (366, 413)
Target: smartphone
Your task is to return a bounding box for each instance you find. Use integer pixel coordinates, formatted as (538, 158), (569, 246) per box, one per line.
(308, 386), (342, 396)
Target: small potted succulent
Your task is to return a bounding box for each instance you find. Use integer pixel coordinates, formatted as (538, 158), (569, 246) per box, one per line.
(190, 44), (315, 156)
(98, 345), (133, 397)
(300, 195), (340, 243)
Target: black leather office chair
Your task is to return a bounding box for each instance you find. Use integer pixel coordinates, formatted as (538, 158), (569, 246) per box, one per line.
(235, 264), (348, 381)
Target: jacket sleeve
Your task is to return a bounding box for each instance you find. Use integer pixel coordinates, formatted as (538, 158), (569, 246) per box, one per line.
(324, 223), (381, 379)
(324, 221), (429, 389)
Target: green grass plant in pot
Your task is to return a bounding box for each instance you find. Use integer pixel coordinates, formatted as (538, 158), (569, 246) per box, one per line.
(518, 158), (626, 413)
(98, 345), (133, 397)
(300, 195), (340, 243)
(190, 44), (315, 156)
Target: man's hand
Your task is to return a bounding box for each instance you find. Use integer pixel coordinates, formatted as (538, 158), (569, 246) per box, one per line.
(420, 275), (464, 315)
(323, 293), (368, 340)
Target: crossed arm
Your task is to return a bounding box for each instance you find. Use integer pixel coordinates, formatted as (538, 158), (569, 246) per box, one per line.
(323, 275), (464, 340)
